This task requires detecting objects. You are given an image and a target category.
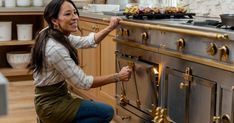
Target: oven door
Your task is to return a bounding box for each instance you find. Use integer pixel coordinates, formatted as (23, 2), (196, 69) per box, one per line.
(165, 67), (216, 123)
(116, 53), (159, 116)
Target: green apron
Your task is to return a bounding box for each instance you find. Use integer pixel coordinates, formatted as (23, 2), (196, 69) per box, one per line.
(35, 81), (82, 123)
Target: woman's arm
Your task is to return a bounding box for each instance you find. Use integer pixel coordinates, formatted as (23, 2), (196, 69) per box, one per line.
(91, 66), (131, 88)
(94, 16), (122, 44)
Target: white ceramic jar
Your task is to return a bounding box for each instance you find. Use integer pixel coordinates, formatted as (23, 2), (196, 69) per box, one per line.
(5, 0), (16, 7)
(16, 0), (31, 7)
(33, 0), (43, 7)
(17, 24), (33, 41)
(0, 0), (3, 7)
(0, 22), (12, 41)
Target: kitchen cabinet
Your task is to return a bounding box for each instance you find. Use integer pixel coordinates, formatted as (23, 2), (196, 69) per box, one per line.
(70, 17), (117, 107)
(0, 9), (45, 81)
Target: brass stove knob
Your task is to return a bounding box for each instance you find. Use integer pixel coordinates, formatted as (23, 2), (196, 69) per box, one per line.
(117, 28), (123, 36)
(219, 45), (229, 61)
(222, 114), (231, 123)
(207, 43), (217, 56)
(176, 38), (185, 50)
(141, 32), (148, 41)
(123, 29), (130, 37)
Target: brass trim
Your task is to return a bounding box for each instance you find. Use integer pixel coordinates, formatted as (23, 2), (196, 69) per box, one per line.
(119, 21), (229, 40)
(114, 38), (234, 72)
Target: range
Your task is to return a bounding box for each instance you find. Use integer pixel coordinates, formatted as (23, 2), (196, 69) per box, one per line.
(113, 17), (234, 123)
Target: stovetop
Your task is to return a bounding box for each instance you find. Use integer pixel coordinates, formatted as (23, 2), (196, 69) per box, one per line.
(122, 17), (234, 39)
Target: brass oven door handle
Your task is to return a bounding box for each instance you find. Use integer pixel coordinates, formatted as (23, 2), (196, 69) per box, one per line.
(128, 61), (141, 108)
(117, 60), (129, 106)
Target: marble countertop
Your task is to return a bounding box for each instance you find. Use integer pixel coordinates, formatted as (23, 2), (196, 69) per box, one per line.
(1, 7), (233, 40)
(79, 9), (234, 40)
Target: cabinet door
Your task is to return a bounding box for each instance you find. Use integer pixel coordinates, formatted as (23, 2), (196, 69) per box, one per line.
(219, 85), (234, 123)
(98, 35), (116, 106)
(165, 67), (216, 123)
(76, 30), (100, 97)
(80, 30), (100, 76)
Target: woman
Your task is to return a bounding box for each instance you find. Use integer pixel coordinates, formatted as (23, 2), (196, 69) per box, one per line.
(27, 0), (132, 123)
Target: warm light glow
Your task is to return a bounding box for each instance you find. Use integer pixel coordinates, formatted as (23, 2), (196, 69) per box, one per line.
(152, 67), (159, 74)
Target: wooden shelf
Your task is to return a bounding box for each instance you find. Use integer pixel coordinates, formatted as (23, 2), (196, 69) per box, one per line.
(0, 40), (34, 46)
(0, 68), (32, 77)
(0, 7), (44, 15)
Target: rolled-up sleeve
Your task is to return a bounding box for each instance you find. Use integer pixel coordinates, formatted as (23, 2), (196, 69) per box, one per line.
(47, 44), (93, 89)
(68, 33), (97, 49)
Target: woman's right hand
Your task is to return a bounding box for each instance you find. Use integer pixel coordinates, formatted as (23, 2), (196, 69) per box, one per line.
(118, 66), (132, 81)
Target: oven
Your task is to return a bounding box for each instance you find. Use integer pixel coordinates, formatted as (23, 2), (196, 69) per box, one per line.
(115, 44), (160, 123)
(114, 19), (234, 123)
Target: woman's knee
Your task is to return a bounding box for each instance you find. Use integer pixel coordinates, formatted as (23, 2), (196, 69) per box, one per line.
(104, 105), (114, 121)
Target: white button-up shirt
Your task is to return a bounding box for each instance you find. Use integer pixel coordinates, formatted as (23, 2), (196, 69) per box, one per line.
(33, 33), (96, 90)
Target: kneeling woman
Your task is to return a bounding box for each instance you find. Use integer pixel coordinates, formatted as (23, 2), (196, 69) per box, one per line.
(27, 0), (132, 123)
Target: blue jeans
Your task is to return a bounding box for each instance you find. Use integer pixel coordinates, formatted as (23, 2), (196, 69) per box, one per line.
(72, 100), (114, 123)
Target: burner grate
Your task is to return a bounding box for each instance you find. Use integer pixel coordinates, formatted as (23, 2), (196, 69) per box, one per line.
(124, 13), (196, 20)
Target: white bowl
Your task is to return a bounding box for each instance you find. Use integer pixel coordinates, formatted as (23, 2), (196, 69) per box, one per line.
(6, 51), (31, 69)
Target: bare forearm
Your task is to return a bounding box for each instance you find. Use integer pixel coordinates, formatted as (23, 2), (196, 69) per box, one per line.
(91, 73), (117, 88)
(94, 26), (113, 44)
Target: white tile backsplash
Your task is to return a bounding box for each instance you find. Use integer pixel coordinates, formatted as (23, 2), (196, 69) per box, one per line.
(186, 0), (234, 17)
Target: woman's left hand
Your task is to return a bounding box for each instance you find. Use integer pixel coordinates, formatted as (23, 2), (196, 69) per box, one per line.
(107, 16), (122, 31)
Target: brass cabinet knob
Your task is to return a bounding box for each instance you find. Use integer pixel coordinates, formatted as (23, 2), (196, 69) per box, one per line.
(141, 32), (148, 41)
(91, 25), (98, 32)
(176, 38), (185, 50)
(91, 25), (95, 30)
(121, 116), (131, 120)
(117, 28), (123, 36)
(207, 43), (217, 56)
(123, 29), (130, 37)
(219, 45), (229, 61)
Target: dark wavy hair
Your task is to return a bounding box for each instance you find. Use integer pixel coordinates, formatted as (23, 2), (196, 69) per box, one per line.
(28, 0), (80, 74)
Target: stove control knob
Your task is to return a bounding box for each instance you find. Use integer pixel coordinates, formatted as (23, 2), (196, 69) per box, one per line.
(176, 38), (185, 50)
(117, 28), (123, 36)
(221, 114), (231, 123)
(123, 29), (130, 37)
(219, 46), (229, 61)
(141, 32), (148, 42)
(207, 43), (217, 56)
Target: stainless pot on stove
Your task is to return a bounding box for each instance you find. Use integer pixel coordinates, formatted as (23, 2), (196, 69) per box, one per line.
(220, 14), (234, 27)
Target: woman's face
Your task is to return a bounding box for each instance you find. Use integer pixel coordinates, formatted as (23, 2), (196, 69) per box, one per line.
(53, 1), (79, 35)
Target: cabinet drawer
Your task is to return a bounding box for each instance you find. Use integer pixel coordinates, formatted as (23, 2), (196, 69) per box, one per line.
(79, 21), (116, 36)
(79, 21), (98, 32)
